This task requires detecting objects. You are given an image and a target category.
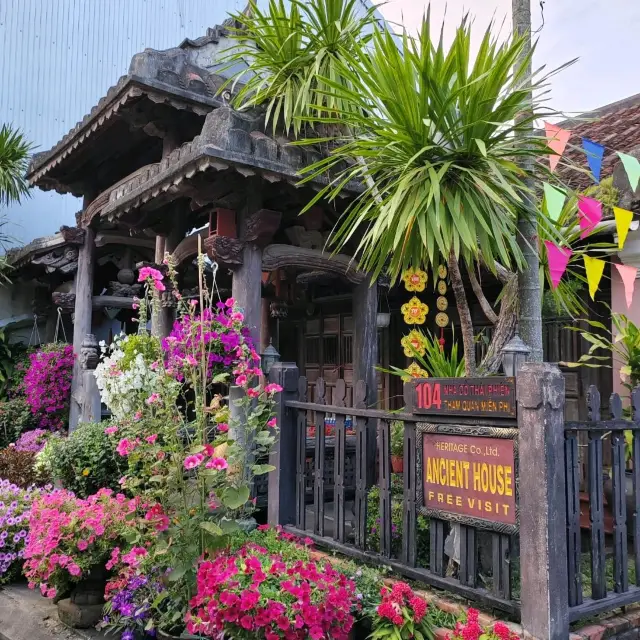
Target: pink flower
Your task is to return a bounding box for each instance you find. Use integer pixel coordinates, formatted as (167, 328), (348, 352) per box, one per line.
(247, 388), (260, 398)
(267, 418), (277, 429)
(116, 438), (139, 456)
(154, 279), (166, 292)
(185, 354), (197, 366)
(184, 455), (203, 470)
(104, 426), (118, 436)
(138, 266), (164, 283)
(132, 303), (139, 310)
(231, 312), (244, 323)
(77, 540), (88, 551)
(206, 457), (228, 471)
(146, 434), (158, 445)
(145, 393), (161, 405)
(225, 298), (236, 308)
(190, 299), (198, 307)
(264, 383), (283, 395)
(235, 374), (247, 386)
(217, 423), (229, 433)
(133, 411), (143, 421)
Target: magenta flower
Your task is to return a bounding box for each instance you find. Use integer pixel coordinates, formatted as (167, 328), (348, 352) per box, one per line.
(184, 455), (203, 470)
(77, 540), (88, 551)
(235, 374), (247, 386)
(104, 426), (118, 436)
(264, 383), (283, 395)
(145, 434), (158, 445)
(138, 266), (164, 283)
(205, 457), (228, 471)
(145, 393), (161, 406)
(217, 423), (229, 433)
(267, 418), (277, 429)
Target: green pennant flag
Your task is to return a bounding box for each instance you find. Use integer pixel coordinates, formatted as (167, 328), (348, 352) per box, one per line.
(543, 183), (566, 221)
(618, 152), (640, 192)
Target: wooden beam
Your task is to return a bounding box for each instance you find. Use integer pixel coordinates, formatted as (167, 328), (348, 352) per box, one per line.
(94, 232), (156, 250)
(53, 292), (138, 311)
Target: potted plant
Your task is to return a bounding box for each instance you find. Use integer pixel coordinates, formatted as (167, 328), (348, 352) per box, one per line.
(390, 421), (404, 473)
(370, 582), (434, 640)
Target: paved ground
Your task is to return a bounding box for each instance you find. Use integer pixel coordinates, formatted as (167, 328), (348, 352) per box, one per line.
(0, 583), (102, 640)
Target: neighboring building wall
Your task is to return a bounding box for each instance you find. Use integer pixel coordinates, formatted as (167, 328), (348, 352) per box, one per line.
(0, 0), (247, 245)
(0, 280), (40, 344)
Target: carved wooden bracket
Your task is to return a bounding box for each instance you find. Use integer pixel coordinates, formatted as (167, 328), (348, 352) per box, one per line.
(244, 209), (281, 247)
(204, 235), (245, 268)
(59, 225), (86, 245)
(172, 229), (208, 267)
(261, 244), (365, 285)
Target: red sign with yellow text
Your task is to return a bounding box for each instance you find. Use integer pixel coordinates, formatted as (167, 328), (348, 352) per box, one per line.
(422, 433), (516, 525)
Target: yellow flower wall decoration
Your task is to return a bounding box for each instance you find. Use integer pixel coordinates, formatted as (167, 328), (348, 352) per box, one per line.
(402, 361), (429, 382)
(401, 297), (429, 324)
(401, 329), (428, 357)
(401, 267), (428, 292)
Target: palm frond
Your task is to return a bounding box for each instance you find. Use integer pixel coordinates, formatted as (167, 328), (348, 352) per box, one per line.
(0, 124), (32, 207)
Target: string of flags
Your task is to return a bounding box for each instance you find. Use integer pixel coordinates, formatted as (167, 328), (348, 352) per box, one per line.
(542, 122), (640, 308)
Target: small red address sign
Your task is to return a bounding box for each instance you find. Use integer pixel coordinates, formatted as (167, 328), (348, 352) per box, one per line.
(412, 377), (516, 418)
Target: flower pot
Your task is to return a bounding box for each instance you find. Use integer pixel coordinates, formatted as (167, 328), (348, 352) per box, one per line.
(157, 630), (206, 640)
(391, 455), (404, 474)
(57, 566), (108, 629)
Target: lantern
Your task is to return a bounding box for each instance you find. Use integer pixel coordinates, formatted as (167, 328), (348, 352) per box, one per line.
(260, 339), (281, 376)
(501, 328), (531, 378)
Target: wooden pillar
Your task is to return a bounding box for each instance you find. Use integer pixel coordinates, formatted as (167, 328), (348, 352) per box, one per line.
(69, 219), (96, 431)
(518, 362), (569, 640)
(261, 297), (271, 352)
(353, 276), (378, 487)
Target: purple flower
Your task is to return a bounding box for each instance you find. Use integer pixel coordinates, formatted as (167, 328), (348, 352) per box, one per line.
(121, 630), (134, 640)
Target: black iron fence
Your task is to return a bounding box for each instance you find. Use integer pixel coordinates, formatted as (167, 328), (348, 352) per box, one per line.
(564, 385), (640, 622)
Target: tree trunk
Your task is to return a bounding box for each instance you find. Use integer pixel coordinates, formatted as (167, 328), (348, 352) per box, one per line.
(448, 250), (477, 376)
(513, 0), (543, 362)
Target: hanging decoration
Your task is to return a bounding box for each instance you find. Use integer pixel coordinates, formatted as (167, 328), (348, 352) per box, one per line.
(401, 296), (429, 324)
(437, 280), (448, 295)
(582, 138), (605, 183)
(615, 263), (638, 309)
(401, 329), (428, 357)
(403, 361), (430, 382)
(435, 312), (450, 328)
(584, 255), (606, 300)
(544, 241), (572, 289)
(434, 264), (450, 348)
(578, 196), (603, 239)
(437, 264), (448, 280)
(543, 183), (566, 222)
(617, 152), (640, 192)
(544, 122), (571, 171)
(402, 267), (428, 292)
(614, 207), (634, 250)
(436, 296), (449, 311)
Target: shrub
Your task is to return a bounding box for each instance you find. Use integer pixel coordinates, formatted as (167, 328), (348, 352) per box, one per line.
(448, 608), (519, 640)
(14, 429), (52, 453)
(186, 545), (358, 639)
(0, 480), (43, 583)
(46, 422), (127, 498)
(371, 582), (434, 640)
(0, 397), (34, 447)
(23, 488), (145, 599)
(0, 447), (49, 488)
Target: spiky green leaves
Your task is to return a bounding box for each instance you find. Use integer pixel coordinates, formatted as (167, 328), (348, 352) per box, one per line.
(0, 125), (31, 207)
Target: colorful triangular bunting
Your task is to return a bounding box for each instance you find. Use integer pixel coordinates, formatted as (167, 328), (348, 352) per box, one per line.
(578, 196), (603, 239)
(543, 183), (566, 222)
(615, 263), (638, 309)
(582, 138), (605, 183)
(544, 122), (571, 172)
(614, 206), (634, 250)
(618, 152), (640, 192)
(544, 240), (572, 289)
(584, 255), (606, 300)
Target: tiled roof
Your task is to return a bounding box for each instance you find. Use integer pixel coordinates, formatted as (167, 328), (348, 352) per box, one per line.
(558, 93), (640, 191)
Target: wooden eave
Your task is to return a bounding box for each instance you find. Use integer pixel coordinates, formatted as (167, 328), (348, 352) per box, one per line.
(27, 76), (222, 196)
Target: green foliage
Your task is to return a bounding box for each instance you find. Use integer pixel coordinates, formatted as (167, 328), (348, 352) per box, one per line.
(367, 482), (430, 565)
(390, 420), (404, 457)
(291, 14), (567, 280)
(46, 422), (127, 497)
(0, 447), (50, 488)
(0, 397), (34, 448)
(225, 0), (376, 136)
(118, 332), (162, 372)
(0, 124), (31, 208)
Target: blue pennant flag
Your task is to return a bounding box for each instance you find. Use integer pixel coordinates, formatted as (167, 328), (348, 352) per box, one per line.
(582, 138), (605, 183)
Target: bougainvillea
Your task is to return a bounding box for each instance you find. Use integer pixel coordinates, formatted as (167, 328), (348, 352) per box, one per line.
(22, 344), (74, 430)
(447, 609), (519, 640)
(371, 582), (433, 640)
(0, 479), (44, 582)
(23, 488), (144, 598)
(14, 429), (52, 453)
(186, 544), (358, 640)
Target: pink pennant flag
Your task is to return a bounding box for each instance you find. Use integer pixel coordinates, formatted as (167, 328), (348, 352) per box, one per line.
(578, 196), (603, 239)
(544, 240), (572, 289)
(544, 122), (572, 172)
(615, 263), (638, 309)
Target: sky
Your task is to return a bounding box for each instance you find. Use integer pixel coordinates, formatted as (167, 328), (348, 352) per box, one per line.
(375, 0), (640, 117)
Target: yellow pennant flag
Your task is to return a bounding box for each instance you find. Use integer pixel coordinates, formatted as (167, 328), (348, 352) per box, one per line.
(583, 256), (606, 300)
(614, 206), (634, 249)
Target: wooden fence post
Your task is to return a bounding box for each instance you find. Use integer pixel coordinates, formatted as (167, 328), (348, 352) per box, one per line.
(268, 362), (300, 527)
(518, 362), (569, 640)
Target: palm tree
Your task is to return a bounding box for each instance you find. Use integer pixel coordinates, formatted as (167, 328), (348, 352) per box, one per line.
(227, 1), (565, 375)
